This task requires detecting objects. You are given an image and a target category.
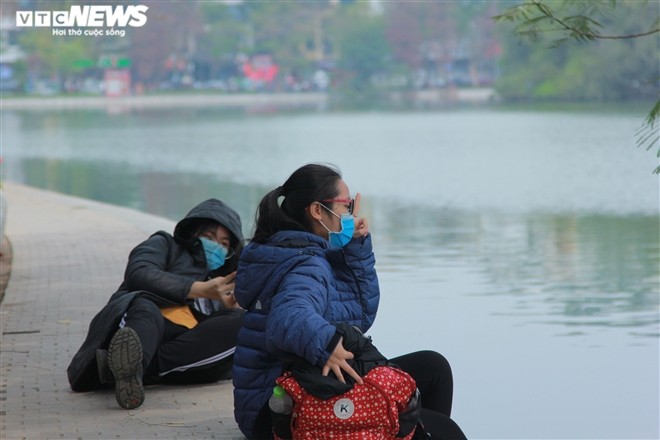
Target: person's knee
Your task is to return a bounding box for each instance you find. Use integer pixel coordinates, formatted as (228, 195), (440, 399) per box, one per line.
(128, 297), (161, 314)
(204, 309), (244, 335)
(417, 350), (452, 375)
(218, 308), (245, 323)
(125, 298), (165, 332)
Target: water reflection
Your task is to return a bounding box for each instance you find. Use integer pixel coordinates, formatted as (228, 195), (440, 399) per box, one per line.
(377, 204), (659, 335)
(17, 158), (268, 229)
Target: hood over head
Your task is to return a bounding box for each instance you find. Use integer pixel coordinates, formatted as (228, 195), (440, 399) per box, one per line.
(174, 198), (244, 245)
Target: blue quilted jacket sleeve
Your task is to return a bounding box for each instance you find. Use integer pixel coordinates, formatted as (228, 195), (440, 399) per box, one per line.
(341, 233), (379, 330)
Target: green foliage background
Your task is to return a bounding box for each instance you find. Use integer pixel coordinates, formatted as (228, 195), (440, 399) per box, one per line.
(495, 1), (658, 103)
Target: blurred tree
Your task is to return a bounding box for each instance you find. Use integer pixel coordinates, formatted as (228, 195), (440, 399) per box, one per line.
(384, 1), (499, 88)
(198, 2), (248, 58)
(384, 1), (458, 86)
(129, 1), (202, 88)
(494, 0), (659, 172)
(197, 1), (249, 81)
(16, 0), (96, 89)
(19, 29), (92, 82)
(457, 2), (502, 86)
(242, 2), (333, 80)
(328, 1), (392, 107)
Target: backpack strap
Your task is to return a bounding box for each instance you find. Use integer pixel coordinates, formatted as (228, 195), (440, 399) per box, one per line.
(276, 372), (305, 402)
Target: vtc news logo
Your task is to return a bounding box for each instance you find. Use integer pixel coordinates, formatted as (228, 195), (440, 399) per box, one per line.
(16, 5), (149, 28)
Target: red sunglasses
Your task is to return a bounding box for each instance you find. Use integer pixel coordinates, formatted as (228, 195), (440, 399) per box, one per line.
(320, 198), (354, 215)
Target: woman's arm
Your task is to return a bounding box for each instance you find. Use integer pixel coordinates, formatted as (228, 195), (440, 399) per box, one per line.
(269, 266), (363, 383)
(338, 233), (380, 330)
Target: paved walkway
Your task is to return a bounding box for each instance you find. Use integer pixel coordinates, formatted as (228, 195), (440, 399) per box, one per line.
(0, 183), (245, 440)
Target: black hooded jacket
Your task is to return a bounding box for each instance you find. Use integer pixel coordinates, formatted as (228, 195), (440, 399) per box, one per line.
(67, 198), (243, 391)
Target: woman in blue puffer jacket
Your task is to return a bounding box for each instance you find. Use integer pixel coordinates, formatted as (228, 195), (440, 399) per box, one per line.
(232, 164), (465, 440)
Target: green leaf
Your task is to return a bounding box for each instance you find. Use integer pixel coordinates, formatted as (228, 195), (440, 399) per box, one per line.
(635, 100), (660, 173)
(646, 99), (660, 125)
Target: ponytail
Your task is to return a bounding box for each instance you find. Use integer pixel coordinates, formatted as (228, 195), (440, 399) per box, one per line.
(251, 164), (342, 243)
(252, 188), (303, 243)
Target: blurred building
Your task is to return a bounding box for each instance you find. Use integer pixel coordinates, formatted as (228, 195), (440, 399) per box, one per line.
(0, 9), (25, 92)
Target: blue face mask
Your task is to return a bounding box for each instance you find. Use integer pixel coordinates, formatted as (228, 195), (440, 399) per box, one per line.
(319, 204), (355, 248)
(200, 237), (228, 271)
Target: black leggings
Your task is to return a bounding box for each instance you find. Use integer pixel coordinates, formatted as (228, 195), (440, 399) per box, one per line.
(121, 297), (244, 384)
(390, 351), (467, 440)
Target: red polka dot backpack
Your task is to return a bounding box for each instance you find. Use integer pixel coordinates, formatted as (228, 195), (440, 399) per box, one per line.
(272, 324), (421, 440)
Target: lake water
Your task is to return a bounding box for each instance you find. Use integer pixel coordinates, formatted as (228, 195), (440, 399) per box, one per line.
(2, 103), (658, 439)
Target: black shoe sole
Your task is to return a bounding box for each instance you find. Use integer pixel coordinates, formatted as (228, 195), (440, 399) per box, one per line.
(108, 327), (145, 409)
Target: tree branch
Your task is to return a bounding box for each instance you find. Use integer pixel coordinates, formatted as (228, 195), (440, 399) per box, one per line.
(531, 0), (660, 40)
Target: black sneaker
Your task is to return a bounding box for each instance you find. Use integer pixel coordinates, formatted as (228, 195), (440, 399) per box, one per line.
(107, 327), (145, 409)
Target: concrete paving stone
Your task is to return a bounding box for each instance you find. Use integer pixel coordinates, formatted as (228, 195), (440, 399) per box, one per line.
(1, 183), (246, 440)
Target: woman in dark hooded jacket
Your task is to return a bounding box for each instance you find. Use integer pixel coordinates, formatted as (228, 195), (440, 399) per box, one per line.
(232, 164), (466, 440)
(67, 198), (245, 410)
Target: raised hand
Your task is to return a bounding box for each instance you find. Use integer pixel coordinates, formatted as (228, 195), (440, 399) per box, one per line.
(352, 193), (369, 238)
